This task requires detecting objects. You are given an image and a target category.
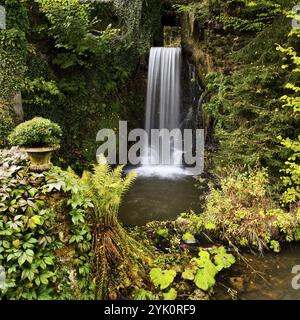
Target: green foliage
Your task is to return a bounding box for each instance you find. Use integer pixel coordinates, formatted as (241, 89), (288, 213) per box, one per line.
(202, 169), (300, 252)
(182, 247), (235, 291)
(176, 211), (216, 237)
(270, 240), (281, 253)
(79, 157), (136, 224)
(8, 117), (62, 147)
(163, 288), (177, 300)
(280, 137), (300, 204)
(20, 0), (149, 170)
(0, 0), (28, 102)
(133, 288), (153, 300)
(0, 148), (94, 299)
(142, 267), (178, 300)
(182, 232), (196, 242)
(150, 268), (176, 290)
(113, 0), (162, 55)
(0, 106), (15, 147)
(184, 0), (299, 196)
(157, 228), (169, 238)
(175, 0), (282, 32)
(36, 0), (117, 69)
(212, 246), (236, 269)
(22, 78), (62, 107)
(1, 0), (29, 31)
(276, 10), (300, 206)
(131, 220), (236, 300)
(75, 159), (145, 300)
(0, 29), (27, 102)
(203, 64), (296, 175)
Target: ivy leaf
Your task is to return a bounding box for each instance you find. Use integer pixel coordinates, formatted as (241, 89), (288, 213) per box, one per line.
(27, 215), (42, 229)
(12, 239), (21, 248)
(21, 268), (35, 281)
(47, 181), (65, 192)
(150, 268), (176, 290)
(163, 288), (177, 300)
(27, 199), (35, 208)
(18, 249), (34, 266)
(28, 188), (38, 197)
(18, 252), (27, 266)
(44, 256), (54, 265)
(35, 276), (41, 286)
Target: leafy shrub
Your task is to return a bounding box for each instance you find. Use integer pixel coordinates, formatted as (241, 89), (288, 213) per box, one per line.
(276, 12), (300, 206)
(8, 117), (62, 147)
(175, 0), (282, 33)
(203, 66), (295, 176)
(0, 106), (15, 147)
(280, 137), (300, 205)
(134, 246), (234, 300)
(0, 148), (94, 299)
(201, 169), (300, 252)
(182, 247), (235, 291)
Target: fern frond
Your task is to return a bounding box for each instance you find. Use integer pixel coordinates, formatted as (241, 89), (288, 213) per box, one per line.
(79, 162), (136, 224)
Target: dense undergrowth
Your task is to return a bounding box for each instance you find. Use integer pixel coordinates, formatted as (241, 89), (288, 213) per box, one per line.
(199, 169), (300, 253)
(176, 0), (300, 251)
(0, 149), (237, 300)
(0, 149), (94, 299)
(182, 0), (300, 183)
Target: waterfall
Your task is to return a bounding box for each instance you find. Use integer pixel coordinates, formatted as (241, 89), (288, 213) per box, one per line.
(138, 47), (186, 177)
(145, 47), (181, 134)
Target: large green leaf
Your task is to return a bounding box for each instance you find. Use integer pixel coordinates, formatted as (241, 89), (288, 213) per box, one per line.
(194, 268), (216, 291)
(192, 250), (218, 278)
(213, 246), (236, 270)
(150, 268), (176, 290)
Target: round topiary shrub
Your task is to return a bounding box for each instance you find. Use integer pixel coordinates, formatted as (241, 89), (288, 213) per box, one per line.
(0, 106), (15, 147)
(8, 117), (62, 147)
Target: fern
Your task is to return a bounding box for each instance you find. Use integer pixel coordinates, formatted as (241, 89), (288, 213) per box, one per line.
(80, 160), (136, 224)
(73, 159), (140, 299)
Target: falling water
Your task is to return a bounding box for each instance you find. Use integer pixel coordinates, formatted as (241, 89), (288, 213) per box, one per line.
(136, 47), (187, 177)
(145, 47), (181, 134)
(120, 48), (202, 224)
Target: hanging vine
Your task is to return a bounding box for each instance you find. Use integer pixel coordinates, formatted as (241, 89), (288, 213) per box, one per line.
(113, 0), (162, 55)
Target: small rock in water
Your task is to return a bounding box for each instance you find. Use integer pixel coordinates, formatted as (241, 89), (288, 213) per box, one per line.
(229, 277), (245, 292)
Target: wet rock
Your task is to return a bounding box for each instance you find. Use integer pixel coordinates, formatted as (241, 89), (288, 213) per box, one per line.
(229, 277), (245, 292)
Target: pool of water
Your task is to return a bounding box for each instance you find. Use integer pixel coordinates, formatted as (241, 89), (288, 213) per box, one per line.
(213, 244), (300, 300)
(119, 168), (300, 300)
(119, 174), (201, 226)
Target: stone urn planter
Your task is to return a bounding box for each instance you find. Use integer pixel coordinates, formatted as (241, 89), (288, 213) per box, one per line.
(8, 117), (63, 173)
(21, 145), (60, 172)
